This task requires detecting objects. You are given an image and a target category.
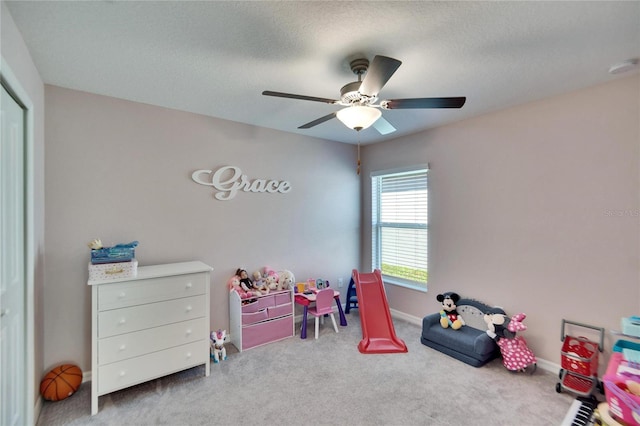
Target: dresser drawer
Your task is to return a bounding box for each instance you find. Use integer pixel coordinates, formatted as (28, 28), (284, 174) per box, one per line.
(98, 295), (205, 338)
(98, 318), (207, 365)
(98, 273), (207, 311)
(97, 340), (208, 395)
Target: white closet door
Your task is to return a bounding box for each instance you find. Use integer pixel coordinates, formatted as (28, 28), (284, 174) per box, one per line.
(1, 83), (26, 426)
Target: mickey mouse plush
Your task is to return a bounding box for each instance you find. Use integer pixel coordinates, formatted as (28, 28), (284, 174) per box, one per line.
(437, 292), (465, 330)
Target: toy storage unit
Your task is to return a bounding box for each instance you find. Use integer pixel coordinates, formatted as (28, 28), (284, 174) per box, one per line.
(229, 290), (294, 351)
(88, 261), (213, 415)
(603, 340), (640, 426)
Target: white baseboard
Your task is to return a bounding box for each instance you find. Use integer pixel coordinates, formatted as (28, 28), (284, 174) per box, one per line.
(390, 308), (422, 326)
(535, 358), (561, 374)
(34, 394), (42, 425)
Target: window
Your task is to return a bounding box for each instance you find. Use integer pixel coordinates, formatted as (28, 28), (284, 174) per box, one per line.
(371, 166), (428, 290)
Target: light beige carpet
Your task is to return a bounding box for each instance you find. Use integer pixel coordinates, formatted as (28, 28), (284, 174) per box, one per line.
(37, 313), (577, 425)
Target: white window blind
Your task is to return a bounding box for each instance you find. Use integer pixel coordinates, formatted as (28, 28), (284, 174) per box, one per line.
(371, 167), (428, 289)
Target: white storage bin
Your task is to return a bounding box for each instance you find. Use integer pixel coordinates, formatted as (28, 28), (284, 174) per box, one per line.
(89, 259), (138, 281)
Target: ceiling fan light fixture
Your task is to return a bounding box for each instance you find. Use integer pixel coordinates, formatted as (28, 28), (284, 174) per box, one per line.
(608, 58), (639, 75)
(336, 105), (381, 131)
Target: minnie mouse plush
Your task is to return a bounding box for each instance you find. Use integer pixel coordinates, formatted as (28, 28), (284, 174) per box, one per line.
(484, 312), (537, 373)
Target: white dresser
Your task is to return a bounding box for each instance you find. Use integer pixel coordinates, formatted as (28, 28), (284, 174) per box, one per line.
(88, 261), (213, 415)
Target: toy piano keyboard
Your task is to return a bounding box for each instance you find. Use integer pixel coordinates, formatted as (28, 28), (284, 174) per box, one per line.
(560, 396), (597, 426)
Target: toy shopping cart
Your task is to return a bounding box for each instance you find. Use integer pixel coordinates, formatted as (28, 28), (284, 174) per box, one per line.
(556, 319), (605, 396)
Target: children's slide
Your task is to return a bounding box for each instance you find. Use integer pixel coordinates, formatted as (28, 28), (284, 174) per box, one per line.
(352, 269), (408, 354)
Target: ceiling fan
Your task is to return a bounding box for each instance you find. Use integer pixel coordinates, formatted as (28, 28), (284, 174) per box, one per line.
(262, 55), (466, 135)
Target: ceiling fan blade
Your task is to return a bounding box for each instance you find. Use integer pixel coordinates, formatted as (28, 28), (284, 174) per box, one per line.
(384, 97), (466, 109)
(298, 112), (337, 129)
(262, 90), (338, 104)
(359, 55), (402, 97)
(372, 116), (396, 135)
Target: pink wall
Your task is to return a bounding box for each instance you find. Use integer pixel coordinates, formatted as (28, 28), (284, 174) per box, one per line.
(34, 67), (640, 374)
(44, 86), (360, 371)
(361, 74), (640, 365)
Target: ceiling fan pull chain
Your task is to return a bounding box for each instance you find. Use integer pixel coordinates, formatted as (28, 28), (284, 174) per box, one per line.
(357, 133), (361, 175)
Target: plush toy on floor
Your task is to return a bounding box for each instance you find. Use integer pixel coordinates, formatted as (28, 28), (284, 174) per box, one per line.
(210, 329), (227, 363)
(437, 292), (465, 330)
(484, 312), (536, 373)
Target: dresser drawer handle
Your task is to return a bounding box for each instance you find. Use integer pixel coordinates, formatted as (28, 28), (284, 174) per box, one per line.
(186, 352), (192, 358)
(118, 292), (126, 298)
(119, 318), (126, 324)
(119, 371), (126, 377)
(186, 282), (193, 289)
(186, 329), (192, 335)
(119, 344), (126, 351)
(186, 305), (192, 312)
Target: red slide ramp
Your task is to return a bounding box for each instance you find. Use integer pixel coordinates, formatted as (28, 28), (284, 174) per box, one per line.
(352, 269), (408, 354)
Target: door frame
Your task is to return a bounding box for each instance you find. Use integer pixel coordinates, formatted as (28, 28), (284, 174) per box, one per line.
(1, 56), (36, 426)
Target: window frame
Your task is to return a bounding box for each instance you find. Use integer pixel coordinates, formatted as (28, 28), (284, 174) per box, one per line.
(371, 165), (429, 292)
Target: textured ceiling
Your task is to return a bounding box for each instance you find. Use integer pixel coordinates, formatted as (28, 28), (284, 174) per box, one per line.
(5, 1), (640, 145)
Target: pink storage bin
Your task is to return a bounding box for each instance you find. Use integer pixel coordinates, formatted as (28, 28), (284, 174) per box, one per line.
(604, 351), (640, 426)
(242, 309), (268, 326)
(241, 300), (261, 313)
(268, 303), (292, 319)
(242, 316), (293, 350)
(274, 292), (290, 305)
(241, 295), (276, 313)
(256, 295), (275, 309)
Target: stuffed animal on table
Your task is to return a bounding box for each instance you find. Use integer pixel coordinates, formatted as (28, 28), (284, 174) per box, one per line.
(277, 270), (295, 291)
(437, 292), (465, 330)
(210, 329), (227, 363)
(484, 312), (537, 372)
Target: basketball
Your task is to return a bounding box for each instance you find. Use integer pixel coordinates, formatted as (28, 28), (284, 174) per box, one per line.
(40, 364), (82, 401)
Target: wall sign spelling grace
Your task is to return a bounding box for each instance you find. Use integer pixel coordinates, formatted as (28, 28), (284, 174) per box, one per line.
(191, 166), (291, 201)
